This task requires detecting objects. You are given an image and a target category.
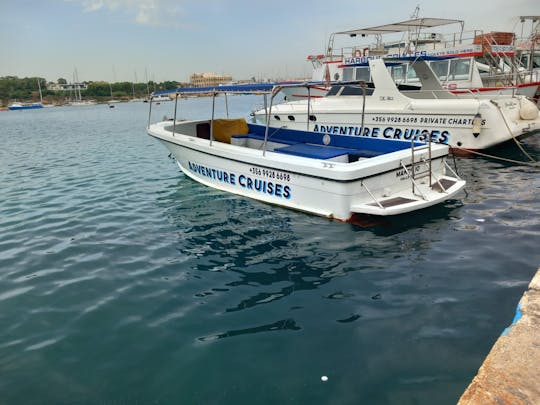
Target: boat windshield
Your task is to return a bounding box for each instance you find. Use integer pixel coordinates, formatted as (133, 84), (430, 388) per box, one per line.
(327, 85), (375, 96)
(519, 53), (540, 69)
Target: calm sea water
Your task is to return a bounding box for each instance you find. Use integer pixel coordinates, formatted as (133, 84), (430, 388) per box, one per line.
(1, 98), (539, 405)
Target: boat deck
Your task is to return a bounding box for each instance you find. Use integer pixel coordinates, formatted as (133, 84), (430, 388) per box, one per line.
(274, 143), (360, 159)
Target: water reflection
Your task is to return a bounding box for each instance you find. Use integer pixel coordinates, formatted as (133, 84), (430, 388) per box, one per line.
(149, 137), (538, 352)
(347, 200), (464, 235)
(153, 174), (464, 332)
(197, 318), (301, 342)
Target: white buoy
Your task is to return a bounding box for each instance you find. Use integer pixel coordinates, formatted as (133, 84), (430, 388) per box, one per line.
(472, 113), (482, 136)
(519, 98), (539, 120)
(321, 376), (328, 382)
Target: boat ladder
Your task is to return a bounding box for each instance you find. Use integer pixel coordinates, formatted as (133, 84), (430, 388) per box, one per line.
(481, 34), (519, 86)
(397, 140), (443, 200)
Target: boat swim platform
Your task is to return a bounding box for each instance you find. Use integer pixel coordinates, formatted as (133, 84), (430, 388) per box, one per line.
(458, 268), (540, 404)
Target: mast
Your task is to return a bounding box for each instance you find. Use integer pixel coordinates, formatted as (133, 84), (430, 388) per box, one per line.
(37, 79), (43, 103)
(74, 68), (82, 101)
(145, 67), (150, 98)
(132, 70), (137, 99)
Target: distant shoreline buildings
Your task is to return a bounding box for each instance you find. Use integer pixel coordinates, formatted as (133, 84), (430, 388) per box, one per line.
(189, 73), (233, 88)
(47, 82), (88, 91)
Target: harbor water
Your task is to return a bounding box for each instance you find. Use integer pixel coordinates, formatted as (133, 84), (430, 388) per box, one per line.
(1, 99), (539, 404)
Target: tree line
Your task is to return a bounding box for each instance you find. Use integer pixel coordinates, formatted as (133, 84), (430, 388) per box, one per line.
(0, 76), (181, 106)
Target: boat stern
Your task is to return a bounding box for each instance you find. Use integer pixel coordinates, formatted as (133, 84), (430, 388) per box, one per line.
(349, 145), (466, 216)
(491, 97), (540, 139)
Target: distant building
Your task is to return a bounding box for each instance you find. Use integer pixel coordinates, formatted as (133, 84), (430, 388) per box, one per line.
(190, 73), (233, 88)
(47, 83), (88, 91)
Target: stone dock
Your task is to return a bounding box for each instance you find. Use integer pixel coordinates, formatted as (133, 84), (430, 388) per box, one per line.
(458, 268), (540, 404)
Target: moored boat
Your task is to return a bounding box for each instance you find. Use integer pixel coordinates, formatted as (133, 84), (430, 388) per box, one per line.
(287, 16), (540, 101)
(8, 79), (45, 110)
(252, 58), (540, 151)
(8, 102), (43, 111)
(151, 93), (172, 102)
(147, 87), (465, 220)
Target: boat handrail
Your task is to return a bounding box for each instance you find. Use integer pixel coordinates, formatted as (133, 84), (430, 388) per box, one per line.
(264, 86), (283, 155)
(361, 181), (385, 209)
(398, 87), (506, 100)
(172, 90), (179, 136)
(400, 161), (428, 201)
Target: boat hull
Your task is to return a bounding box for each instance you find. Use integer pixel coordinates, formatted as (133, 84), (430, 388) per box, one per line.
(8, 103), (43, 110)
(253, 96), (540, 150)
(149, 121), (465, 220)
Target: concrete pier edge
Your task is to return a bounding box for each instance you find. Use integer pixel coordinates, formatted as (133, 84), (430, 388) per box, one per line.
(458, 268), (540, 404)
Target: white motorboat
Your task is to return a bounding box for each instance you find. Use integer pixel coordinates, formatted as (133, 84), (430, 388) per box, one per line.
(147, 87), (465, 221)
(151, 93), (172, 102)
(68, 100), (97, 106)
(252, 58), (540, 151)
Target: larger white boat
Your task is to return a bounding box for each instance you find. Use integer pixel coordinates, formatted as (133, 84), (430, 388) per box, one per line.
(287, 16), (540, 101)
(252, 58), (540, 151)
(147, 87), (465, 220)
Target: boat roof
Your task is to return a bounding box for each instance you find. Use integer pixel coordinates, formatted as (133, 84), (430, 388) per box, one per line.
(335, 17), (464, 36)
(153, 83), (276, 96)
(154, 55), (455, 96)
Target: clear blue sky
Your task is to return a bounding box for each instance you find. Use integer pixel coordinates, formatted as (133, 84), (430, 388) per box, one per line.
(0, 0), (538, 83)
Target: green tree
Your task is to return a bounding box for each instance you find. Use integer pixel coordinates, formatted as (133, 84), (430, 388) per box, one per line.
(0, 76), (46, 105)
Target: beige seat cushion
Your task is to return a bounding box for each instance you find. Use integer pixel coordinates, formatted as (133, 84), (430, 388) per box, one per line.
(212, 119), (249, 143)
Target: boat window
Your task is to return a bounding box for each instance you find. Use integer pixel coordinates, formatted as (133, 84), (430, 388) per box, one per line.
(342, 67), (354, 82)
(389, 65), (407, 83)
(355, 67), (371, 82)
(287, 115), (295, 121)
(406, 65), (420, 83)
(519, 54), (530, 68)
(326, 86), (343, 96)
(340, 86), (374, 96)
(476, 56), (488, 65)
(274, 115), (281, 120)
(449, 59), (471, 80)
(430, 60), (449, 81)
(526, 53), (540, 69)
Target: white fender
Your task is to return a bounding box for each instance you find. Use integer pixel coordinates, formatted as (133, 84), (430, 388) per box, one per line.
(519, 98), (540, 120)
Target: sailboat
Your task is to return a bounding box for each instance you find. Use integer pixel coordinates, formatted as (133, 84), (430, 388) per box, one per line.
(68, 68), (97, 106)
(130, 71), (146, 102)
(8, 79), (44, 110)
(108, 82), (121, 107)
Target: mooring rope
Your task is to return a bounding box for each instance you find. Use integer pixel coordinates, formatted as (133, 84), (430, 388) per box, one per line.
(452, 146), (539, 167)
(490, 99), (537, 164)
(508, 128), (536, 164)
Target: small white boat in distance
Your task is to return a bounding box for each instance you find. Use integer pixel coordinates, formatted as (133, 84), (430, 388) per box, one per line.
(151, 93), (172, 102)
(147, 87), (465, 220)
(68, 100), (97, 106)
(253, 58), (540, 151)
